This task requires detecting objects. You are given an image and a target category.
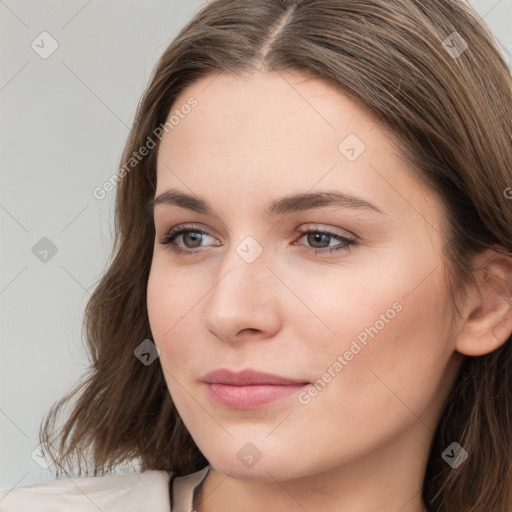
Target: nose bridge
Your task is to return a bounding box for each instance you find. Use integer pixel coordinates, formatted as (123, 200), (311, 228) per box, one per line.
(210, 236), (269, 308)
(203, 233), (281, 340)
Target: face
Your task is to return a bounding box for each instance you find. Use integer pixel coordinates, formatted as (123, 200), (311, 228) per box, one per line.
(147, 70), (464, 482)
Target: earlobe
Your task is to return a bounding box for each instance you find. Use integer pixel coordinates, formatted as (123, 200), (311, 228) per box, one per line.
(455, 249), (512, 357)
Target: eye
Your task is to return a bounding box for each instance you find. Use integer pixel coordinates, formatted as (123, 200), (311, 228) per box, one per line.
(159, 224), (218, 255)
(158, 224), (357, 256)
(295, 226), (357, 255)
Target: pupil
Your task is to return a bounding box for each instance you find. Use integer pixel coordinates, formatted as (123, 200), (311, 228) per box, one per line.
(309, 233), (329, 248)
(185, 232), (202, 247)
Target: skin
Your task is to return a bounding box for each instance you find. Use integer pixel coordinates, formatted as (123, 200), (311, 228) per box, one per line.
(146, 70), (512, 512)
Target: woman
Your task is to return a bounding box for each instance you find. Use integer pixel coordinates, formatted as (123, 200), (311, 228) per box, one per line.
(1, 1), (511, 511)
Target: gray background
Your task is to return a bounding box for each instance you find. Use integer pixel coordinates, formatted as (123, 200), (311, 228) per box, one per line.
(1, 0), (511, 491)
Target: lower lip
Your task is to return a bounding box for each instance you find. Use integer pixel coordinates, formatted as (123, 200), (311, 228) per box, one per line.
(205, 383), (308, 409)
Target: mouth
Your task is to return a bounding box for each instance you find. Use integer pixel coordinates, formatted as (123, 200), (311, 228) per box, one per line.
(200, 368), (310, 409)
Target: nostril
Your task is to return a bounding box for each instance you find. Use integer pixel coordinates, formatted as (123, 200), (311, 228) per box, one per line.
(238, 328), (260, 335)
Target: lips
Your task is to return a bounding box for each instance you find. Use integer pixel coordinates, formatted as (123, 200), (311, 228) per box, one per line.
(200, 368), (310, 386)
(200, 368), (310, 409)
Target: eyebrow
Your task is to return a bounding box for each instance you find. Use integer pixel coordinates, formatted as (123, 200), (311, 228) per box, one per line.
(149, 188), (384, 216)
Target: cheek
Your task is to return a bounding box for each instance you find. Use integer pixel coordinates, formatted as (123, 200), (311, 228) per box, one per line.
(147, 260), (189, 363)
(303, 260), (454, 429)
(270, 263), (455, 471)
(358, 264), (452, 377)
(147, 262), (168, 341)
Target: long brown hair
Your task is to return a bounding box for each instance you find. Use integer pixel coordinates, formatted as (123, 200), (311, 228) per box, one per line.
(40, 1), (512, 510)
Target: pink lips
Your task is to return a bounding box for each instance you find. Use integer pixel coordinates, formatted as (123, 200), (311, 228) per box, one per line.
(200, 368), (310, 409)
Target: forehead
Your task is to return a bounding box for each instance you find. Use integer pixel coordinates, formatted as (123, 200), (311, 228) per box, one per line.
(157, 71), (391, 187)
(155, 70), (445, 232)
(160, 70), (377, 160)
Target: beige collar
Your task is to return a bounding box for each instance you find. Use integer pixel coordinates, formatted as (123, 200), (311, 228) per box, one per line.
(171, 465), (210, 512)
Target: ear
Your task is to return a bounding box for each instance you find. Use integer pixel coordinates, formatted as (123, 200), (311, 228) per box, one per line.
(455, 248), (512, 356)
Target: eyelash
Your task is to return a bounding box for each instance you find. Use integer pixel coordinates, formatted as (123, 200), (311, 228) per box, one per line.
(158, 224), (357, 256)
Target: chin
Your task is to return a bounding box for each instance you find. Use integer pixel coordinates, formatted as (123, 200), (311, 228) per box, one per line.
(201, 443), (315, 482)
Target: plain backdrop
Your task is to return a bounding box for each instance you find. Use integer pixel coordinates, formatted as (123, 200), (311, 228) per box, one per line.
(1, 0), (511, 491)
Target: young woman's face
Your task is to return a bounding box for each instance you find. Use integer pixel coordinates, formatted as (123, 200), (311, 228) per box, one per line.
(147, 70), (464, 482)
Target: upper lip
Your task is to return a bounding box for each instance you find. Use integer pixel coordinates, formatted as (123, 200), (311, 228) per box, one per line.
(200, 368), (310, 386)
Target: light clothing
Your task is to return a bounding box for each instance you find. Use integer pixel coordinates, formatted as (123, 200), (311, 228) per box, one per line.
(0, 465), (210, 512)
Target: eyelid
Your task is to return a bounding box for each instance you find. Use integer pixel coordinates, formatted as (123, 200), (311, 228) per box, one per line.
(158, 222), (359, 258)
(296, 223), (356, 241)
(159, 222), (355, 241)
(160, 223), (218, 247)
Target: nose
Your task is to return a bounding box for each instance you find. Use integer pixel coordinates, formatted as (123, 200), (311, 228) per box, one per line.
(203, 245), (282, 343)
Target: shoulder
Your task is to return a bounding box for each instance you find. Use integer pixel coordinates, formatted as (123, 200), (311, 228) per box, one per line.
(0, 470), (173, 512)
